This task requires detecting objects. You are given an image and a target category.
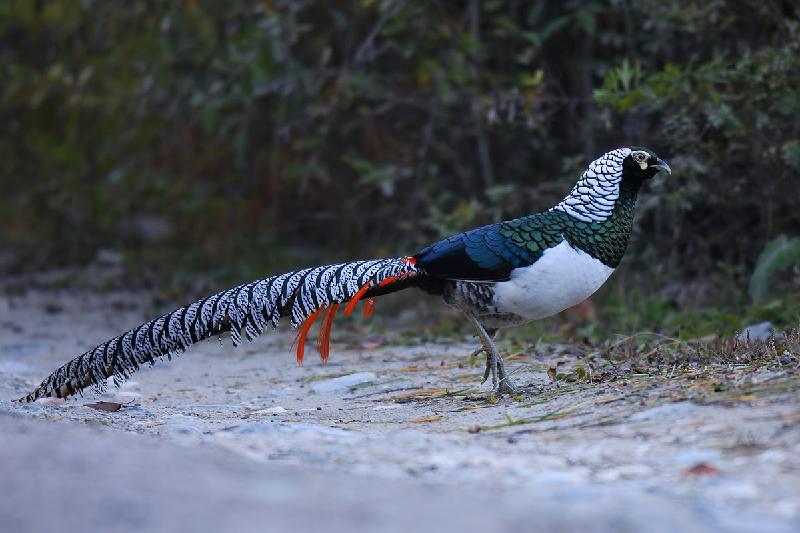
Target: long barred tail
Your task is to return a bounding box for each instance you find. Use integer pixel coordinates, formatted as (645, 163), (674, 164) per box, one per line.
(19, 257), (420, 402)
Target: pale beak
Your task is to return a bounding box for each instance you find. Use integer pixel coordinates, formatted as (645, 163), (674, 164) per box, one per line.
(652, 157), (672, 175)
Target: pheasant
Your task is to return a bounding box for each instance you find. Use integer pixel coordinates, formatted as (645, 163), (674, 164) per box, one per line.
(19, 147), (670, 402)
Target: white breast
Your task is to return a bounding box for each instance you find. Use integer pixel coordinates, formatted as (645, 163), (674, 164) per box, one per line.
(492, 240), (614, 321)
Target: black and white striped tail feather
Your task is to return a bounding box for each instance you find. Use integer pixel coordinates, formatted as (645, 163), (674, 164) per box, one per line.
(19, 257), (418, 402)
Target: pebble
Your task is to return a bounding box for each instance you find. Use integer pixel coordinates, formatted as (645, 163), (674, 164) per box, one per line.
(736, 321), (783, 342)
(115, 391), (141, 401)
(309, 372), (376, 393)
(34, 397), (66, 407)
(257, 406), (287, 414)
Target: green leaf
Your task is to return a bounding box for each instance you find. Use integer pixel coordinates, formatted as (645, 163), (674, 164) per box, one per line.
(749, 235), (800, 305)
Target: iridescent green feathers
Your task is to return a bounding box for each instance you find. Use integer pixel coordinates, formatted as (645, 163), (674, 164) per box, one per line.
(500, 189), (637, 269)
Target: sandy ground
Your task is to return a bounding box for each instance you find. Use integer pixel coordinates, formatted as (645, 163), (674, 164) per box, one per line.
(1, 287), (799, 533)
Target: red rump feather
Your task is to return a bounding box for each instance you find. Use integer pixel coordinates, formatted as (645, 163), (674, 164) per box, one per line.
(362, 298), (376, 318)
(317, 303), (339, 362)
(294, 307), (323, 364)
(378, 274), (400, 287)
(343, 281), (372, 316)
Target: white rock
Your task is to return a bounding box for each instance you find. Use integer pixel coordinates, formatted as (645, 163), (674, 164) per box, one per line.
(309, 372), (376, 394)
(34, 397), (65, 407)
(115, 391), (141, 401)
(736, 321), (783, 342)
(258, 406), (287, 414)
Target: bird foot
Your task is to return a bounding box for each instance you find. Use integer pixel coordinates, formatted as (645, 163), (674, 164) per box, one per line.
(496, 373), (520, 397)
(470, 330), (520, 397)
(484, 351), (521, 397)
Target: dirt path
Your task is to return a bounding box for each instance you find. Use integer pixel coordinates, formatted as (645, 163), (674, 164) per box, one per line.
(1, 288), (799, 532)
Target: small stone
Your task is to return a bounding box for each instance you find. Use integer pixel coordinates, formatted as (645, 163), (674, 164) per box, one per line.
(34, 397), (65, 407)
(467, 425), (481, 434)
(309, 372), (376, 394)
(115, 391), (141, 401)
(736, 321), (783, 342)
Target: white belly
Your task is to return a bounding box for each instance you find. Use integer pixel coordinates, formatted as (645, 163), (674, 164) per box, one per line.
(492, 240), (614, 320)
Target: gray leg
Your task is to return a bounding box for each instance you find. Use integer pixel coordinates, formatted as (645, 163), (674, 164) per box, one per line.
(469, 328), (498, 382)
(466, 316), (520, 396)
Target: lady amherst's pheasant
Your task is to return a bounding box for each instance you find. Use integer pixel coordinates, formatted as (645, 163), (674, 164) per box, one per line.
(20, 147), (670, 402)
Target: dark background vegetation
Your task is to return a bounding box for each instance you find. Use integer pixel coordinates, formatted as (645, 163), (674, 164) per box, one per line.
(1, 0), (798, 337)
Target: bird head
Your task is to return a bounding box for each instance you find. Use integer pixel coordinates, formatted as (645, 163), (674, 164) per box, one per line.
(553, 146), (671, 223)
(624, 146), (671, 181)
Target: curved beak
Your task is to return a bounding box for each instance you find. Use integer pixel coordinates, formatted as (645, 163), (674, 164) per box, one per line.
(652, 157), (672, 175)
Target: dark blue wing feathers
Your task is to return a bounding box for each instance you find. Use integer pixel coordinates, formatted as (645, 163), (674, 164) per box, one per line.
(414, 223), (539, 281)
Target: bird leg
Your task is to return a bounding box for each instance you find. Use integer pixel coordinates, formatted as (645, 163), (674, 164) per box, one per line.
(470, 329), (499, 383)
(466, 316), (520, 396)
(469, 328), (496, 364)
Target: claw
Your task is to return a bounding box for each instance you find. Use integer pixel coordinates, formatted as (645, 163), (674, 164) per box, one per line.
(496, 360), (521, 396)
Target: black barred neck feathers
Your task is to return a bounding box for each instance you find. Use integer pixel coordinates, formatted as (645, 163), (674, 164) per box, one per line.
(553, 147), (631, 223)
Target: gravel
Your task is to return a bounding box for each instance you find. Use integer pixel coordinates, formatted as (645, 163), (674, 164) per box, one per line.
(1, 288), (799, 533)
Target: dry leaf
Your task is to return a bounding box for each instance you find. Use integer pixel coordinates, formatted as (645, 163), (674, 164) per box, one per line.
(688, 334), (718, 344)
(394, 388), (448, 401)
(410, 416), (442, 423)
(547, 367), (557, 382)
(595, 396), (623, 405)
(359, 340), (383, 350)
(684, 463), (719, 477)
(85, 401), (123, 412)
(782, 412), (800, 423)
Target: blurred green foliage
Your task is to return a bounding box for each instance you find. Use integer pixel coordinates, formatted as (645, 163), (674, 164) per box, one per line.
(749, 235), (800, 306)
(0, 1), (798, 330)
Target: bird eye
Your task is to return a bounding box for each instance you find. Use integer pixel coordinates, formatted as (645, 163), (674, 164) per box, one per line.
(632, 151), (647, 163)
